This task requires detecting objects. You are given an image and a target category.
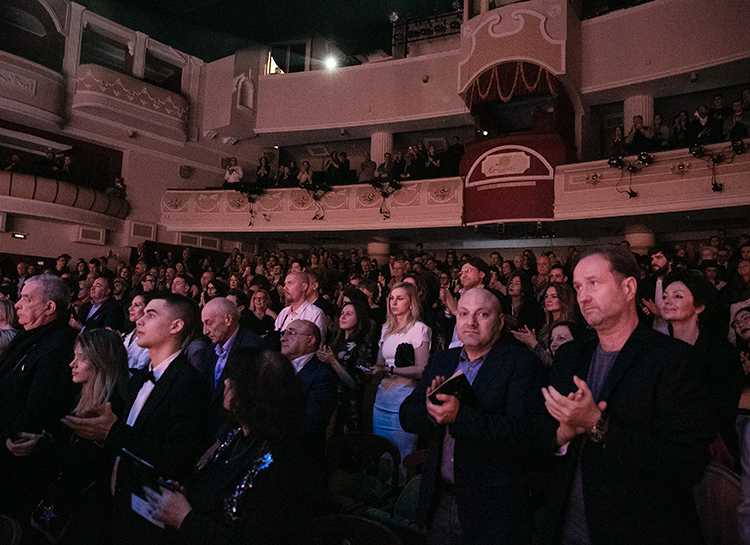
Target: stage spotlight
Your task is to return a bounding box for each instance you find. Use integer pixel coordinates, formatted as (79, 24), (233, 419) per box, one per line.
(325, 57), (337, 70)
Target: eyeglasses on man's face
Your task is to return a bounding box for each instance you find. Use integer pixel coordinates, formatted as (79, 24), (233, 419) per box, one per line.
(280, 328), (313, 337)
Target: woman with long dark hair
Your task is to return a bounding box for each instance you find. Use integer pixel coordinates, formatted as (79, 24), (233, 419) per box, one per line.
(317, 302), (376, 433)
(505, 270), (544, 333)
(513, 282), (578, 366)
(145, 349), (310, 544)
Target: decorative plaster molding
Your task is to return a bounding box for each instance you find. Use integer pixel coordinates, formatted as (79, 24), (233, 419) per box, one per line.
(0, 68), (37, 94)
(76, 65), (188, 122)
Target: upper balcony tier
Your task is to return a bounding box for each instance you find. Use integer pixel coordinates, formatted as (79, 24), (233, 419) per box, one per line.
(0, 169), (129, 233)
(72, 64), (189, 143)
(160, 139), (750, 236)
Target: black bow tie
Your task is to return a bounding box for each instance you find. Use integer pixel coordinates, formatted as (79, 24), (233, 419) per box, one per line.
(146, 370), (156, 383)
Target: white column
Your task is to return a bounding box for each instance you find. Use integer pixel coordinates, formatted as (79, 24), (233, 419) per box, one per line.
(367, 240), (390, 269)
(62, 3), (87, 88)
(624, 224), (655, 256)
(624, 95), (655, 128)
(370, 132), (393, 165)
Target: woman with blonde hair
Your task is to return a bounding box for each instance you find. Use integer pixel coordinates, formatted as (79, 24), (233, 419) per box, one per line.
(368, 282), (431, 466)
(0, 299), (19, 356)
(10, 329), (128, 544)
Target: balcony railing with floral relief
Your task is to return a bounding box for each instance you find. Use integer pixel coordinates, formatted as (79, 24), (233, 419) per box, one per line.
(161, 178), (463, 233)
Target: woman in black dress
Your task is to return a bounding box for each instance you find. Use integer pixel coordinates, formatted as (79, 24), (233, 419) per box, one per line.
(317, 301), (375, 433)
(145, 349), (310, 544)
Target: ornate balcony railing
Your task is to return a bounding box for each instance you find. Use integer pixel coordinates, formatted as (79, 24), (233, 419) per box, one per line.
(161, 178), (463, 233)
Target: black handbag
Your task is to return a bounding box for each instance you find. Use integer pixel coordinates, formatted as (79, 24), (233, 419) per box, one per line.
(394, 342), (415, 368)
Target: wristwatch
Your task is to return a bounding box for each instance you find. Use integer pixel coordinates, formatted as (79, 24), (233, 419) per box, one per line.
(587, 415), (608, 443)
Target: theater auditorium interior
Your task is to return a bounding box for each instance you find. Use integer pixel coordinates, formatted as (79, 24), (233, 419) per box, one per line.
(1, 0), (750, 542)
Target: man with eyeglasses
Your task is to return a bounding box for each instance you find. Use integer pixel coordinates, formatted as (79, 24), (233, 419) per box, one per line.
(280, 319), (337, 505)
(141, 274), (157, 293)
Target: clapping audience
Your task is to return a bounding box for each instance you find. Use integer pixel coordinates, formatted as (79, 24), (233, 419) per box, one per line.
(3, 232), (750, 543)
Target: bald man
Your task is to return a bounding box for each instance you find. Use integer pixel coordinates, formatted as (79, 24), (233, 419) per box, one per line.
(200, 297), (262, 434)
(400, 288), (545, 545)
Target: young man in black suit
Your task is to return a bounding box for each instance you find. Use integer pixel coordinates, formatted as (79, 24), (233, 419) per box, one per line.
(64, 293), (211, 545)
(542, 246), (711, 545)
(400, 288), (545, 545)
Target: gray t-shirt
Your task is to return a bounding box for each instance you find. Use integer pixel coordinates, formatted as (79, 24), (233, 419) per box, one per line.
(559, 344), (619, 545)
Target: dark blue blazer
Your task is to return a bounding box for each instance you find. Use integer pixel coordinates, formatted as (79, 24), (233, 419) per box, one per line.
(77, 298), (125, 332)
(107, 352), (211, 545)
(296, 355), (338, 443)
(400, 343), (546, 545)
(201, 326), (262, 436)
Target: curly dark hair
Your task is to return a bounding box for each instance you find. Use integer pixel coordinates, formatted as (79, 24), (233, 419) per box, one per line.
(223, 349), (304, 439)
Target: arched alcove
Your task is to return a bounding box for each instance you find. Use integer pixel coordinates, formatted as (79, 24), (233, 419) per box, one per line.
(462, 60), (574, 148)
(0, 0), (65, 72)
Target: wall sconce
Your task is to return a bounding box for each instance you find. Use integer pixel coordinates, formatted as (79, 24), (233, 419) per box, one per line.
(608, 156), (625, 169)
(671, 162), (690, 175)
(12, 232), (27, 239)
(222, 137), (238, 146)
(179, 166), (194, 179)
(732, 139), (746, 155)
(585, 172), (600, 185)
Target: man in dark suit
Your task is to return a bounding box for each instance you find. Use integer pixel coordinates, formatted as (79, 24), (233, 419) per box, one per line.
(280, 319), (338, 441)
(73, 275), (125, 332)
(200, 297), (262, 435)
(280, 319), (338, 508)
(542, 246), (711, 545)
(64, 294), (211, 545)
(0, 275), (78, 524)
(400, 288), (544, 545)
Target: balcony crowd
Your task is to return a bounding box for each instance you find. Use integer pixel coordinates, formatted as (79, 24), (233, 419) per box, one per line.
(608, 88), (750, 158)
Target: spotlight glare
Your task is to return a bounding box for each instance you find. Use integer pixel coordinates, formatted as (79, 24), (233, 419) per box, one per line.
(325, 57), (337, 70)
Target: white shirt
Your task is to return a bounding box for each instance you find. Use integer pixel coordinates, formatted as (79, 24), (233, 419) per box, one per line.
(123, 330), (150, 370)
(125, 350), (181, 427)
(275, 300), (327, 342)
(290, 353), (315, 374)
(652, 277), (670, 335)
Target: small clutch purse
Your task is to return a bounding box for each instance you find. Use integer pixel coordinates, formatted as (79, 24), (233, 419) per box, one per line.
(394, 342), (415, 368)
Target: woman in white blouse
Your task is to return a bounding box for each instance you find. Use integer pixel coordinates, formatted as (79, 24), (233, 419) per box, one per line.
(369, 282), (431, 465)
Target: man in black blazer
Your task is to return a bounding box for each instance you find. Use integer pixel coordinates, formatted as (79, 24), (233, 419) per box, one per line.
(0, 275), (78, 524)
(64, 294), (211, 545)
(72, 275), (125, 332)
(280, 319), (338, 441)
(400, 288), (545, 545)
(200, 297), (262, 435)
(542, 246), (711, 545)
